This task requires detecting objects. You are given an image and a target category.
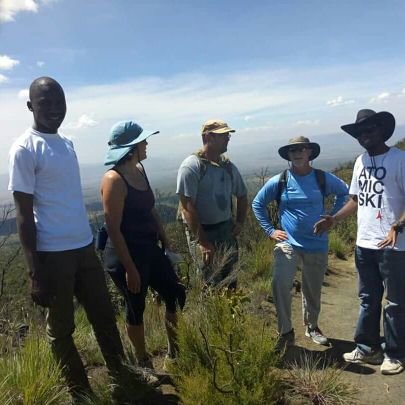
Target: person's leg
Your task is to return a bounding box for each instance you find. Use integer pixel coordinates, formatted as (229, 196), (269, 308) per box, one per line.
(354, 246), (384, 355)
(380, 249), (405, 360)
(301, 251), (328, 329)
(165, 311), (178, 358)
(74, 244), (126, 376)
(208, 220), (239, 288)
(149, 245), (183, 358)
(107, 271), (149, 363)
(272, 243), (299, 335)
(43, 250), (91, 397)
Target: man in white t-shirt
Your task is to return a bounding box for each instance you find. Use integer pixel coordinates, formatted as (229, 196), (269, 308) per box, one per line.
(8, 77), (152, 401)
(315, 109), (405, 375)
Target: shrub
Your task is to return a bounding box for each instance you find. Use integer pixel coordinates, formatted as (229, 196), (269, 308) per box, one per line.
(328, 231), (348, 260)
(173, 290), (283, 404)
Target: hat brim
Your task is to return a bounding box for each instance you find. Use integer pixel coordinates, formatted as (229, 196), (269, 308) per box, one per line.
(209, 127), (235, 134)
(278, 142), (320, 161)
(104, 130), (159, 166)
(341, 111), (395, 141)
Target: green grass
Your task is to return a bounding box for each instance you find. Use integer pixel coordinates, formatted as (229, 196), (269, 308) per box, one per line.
(328, 231), (349, 259)
(285, 354), (358, 404)
(0, 334), (70, 404)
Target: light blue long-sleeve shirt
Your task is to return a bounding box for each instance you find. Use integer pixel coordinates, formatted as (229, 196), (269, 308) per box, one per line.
(252, 169), (348, 252)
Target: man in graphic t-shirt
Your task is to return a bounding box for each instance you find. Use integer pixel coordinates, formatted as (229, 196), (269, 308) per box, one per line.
(8, 77), (152, 401)
(315, 109), (405, 375)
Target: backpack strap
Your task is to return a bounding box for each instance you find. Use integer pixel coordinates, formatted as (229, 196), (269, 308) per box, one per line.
(276, 169), (288, 207)
(276, 169), (326, 207)
(314, 169), (326, 207)
(193, 151), (233, 184)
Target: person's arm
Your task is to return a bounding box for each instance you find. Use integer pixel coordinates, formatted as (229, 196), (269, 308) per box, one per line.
(377, 211), (405, 249)
(252, 177), (288, 242)
(233, 195), (248, 236)
(101, 171), (141, 294)
(151, 207), (170, 250)
(326, 173), (349, 215)
(14, 191), (54, 307)
(314, 196), (358, 235)
(179, 195), (214, 252)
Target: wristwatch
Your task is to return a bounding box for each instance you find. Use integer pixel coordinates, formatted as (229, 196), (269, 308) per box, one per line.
(393, 221), (405, 234)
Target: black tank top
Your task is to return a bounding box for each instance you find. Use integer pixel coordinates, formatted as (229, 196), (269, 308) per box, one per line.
(112, 168), (159, 245)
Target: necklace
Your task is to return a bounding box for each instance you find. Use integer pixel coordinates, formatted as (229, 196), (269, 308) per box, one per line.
(367, 149), (389, 221)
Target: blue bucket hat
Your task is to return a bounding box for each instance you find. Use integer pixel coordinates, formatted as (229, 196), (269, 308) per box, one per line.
(104, 120), (159, 166)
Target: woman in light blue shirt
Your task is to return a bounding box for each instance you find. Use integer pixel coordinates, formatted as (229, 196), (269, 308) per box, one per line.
(252, 136), (348, 349)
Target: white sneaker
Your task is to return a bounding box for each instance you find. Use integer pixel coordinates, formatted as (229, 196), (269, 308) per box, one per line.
(343, 348), (383, 365)
(380, 358), (405, 375)
(305, 326), (329, 345)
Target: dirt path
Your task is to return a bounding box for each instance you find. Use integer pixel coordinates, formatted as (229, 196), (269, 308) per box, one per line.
(286, 256), (405, 405)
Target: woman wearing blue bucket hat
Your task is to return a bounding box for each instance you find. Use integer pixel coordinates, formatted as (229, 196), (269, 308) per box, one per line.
(100, 120), (185, 372)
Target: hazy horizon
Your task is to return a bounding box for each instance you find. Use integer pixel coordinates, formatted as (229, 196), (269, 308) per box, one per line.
(1, 127), (404, 204)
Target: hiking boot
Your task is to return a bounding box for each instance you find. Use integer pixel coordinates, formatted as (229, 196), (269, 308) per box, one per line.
(305, 326), (329, 345)
(343, 348), (383, 365)
(380, 358), (405, 375)
(275, 329), (295, 353)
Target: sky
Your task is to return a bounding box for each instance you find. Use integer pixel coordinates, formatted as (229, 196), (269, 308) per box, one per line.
(1, 0), (405, 182)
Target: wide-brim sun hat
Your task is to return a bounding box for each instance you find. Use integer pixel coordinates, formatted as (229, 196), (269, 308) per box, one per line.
(341, 109), (395, 141)
(104, 120), (159, 166)
(278, 136), (320, 161)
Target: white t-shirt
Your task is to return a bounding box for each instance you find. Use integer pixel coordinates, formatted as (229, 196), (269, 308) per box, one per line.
(8, 128), (93, 251)
(349, 147), (405, 251)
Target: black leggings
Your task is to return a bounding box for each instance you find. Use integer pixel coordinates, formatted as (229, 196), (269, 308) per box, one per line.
(104, 243), (185, 325)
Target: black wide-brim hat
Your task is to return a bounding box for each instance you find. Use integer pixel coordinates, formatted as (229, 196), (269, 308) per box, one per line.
(341, 109), (395, 141)
(278, 136), (320, 161)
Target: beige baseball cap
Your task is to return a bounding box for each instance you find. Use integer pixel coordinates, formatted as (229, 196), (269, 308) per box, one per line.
(201, 119), (235, 135)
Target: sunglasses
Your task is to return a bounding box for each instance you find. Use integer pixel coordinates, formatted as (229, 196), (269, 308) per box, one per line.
(358, 124), (379, 135)
(211, 132), (231, 139)
(288, 146), (309, 153)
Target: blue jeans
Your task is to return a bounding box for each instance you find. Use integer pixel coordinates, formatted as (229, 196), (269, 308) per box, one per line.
(354, 246), (405, 359)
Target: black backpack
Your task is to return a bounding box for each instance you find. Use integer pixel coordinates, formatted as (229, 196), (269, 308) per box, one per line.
(275, 168), (326, 207)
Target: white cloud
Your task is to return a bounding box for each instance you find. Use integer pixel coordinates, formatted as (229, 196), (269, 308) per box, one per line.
(0, 74), (9, 84)
(326, 96), (355, 107)
(0, 55), (20, 70)
(1, 61), (405, 173)
(244, 115), (254, 121)
(17, 89), (29, 99)
(36, 61), (45, 67)
(295, 120), (320, 126)
(0, 0), (59, 23)
(62, 114), (99, 130)
(0, 0), (38, 22)
(369, 92), (391, 103)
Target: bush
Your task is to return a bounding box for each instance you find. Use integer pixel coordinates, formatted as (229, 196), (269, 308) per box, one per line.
(173, 290), (283, 404)
(328, 231), (348, 260)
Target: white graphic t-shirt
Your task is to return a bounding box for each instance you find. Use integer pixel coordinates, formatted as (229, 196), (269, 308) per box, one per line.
(349, 147), (405, 251)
